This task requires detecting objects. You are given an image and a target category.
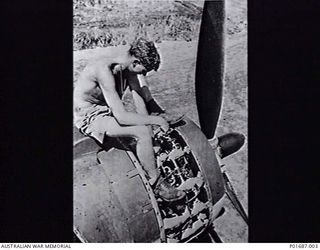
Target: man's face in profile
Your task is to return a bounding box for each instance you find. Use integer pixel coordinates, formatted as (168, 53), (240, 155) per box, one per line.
(130, 60), (148, 75)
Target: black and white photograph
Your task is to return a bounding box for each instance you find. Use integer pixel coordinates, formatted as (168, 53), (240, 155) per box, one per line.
(72, 0), (247, 243)
(2, 0), (320, 244)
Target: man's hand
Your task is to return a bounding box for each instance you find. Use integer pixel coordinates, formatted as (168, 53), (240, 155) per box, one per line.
(154, 116), (169, 132)
(159, 111), (185, 125)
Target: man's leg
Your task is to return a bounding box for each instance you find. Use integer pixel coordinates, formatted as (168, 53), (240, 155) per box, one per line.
(93, 117), (185, 201)
(95, 117), (159, 182)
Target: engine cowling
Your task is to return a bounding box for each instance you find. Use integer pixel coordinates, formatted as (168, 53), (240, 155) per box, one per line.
(73, 117), (225, 242)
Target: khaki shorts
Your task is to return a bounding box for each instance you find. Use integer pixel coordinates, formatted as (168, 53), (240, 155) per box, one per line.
(74, 104), (113, 144)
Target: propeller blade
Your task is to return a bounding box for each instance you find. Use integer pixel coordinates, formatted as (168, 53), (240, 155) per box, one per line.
(195, 0), (225, 139)
(222, 172), (249, 225)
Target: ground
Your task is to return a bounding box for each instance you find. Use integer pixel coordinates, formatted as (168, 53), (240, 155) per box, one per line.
(73, 0), (247, 243)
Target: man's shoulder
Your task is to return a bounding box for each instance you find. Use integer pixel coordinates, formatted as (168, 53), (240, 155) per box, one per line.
(82, 59), (111, 78)
(87, 58), (111, 70)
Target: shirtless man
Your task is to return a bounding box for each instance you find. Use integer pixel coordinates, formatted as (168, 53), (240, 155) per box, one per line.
(74, 38), (185, 202)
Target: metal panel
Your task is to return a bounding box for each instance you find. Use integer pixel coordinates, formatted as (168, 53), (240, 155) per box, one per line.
(98, 149), (160, 242)
(74, 152), (133, 242)
(97, 148), (137, 183)
(127, 210), (160, 243)
(110, 175), (150, 219)
(74, 148), (160, 243)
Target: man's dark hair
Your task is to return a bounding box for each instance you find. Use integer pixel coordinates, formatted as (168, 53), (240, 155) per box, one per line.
(129, 38), (161, 73)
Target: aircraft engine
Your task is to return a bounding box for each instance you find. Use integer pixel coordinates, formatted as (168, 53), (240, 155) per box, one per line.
(73, 117), (225, 242)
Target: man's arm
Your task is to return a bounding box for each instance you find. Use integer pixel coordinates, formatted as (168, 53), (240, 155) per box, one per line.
(128, 74), (165, 115)
(130, 74), (184, 124)
(132, 90), (148, 115)
(96, 65), (168, 129)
